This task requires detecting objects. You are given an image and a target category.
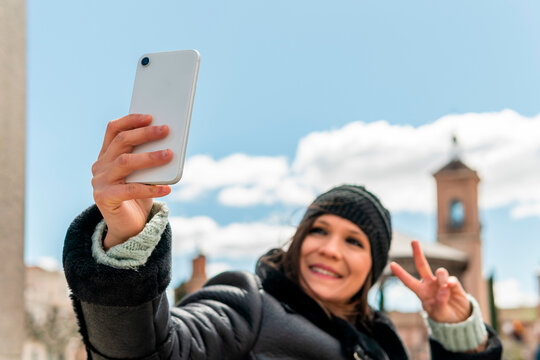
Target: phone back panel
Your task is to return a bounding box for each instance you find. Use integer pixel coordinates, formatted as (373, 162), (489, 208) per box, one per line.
(126, 50), (200, 184)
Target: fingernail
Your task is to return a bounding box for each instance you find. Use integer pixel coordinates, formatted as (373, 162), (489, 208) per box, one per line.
(161, 149), (169, 158)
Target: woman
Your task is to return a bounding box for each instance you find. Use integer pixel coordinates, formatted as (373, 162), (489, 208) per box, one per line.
(63, 114), (502, 359)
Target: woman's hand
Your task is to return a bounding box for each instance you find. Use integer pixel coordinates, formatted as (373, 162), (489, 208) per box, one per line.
(91, 114), (173, 250)
(390, 240), (471, 323)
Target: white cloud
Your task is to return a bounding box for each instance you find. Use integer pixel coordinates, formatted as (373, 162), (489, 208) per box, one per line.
(494, 278), (538, 309)
(173, 154), (290, 205)
(169, 216), (296, 258)
(32, 257), (61, 272)
(511, 202), (540, 219)
(172, 110), (540, 218)
(218, 186), (276, 207)
(206, 262), (233, 278)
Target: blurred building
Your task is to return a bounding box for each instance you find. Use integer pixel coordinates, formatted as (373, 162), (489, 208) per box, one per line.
(498, 308), (538, 360)
(385, 142), (540, 359)
(381, 144), (492, 358)
(0, 0), (26, 359)
(493, 270), (540, 360)
(387, 311), (430, 360)
(433, 155), (490, 321)
(23, 266), (85, 360)
(387, 146), (489, 309)
(174, 254), (208, 303)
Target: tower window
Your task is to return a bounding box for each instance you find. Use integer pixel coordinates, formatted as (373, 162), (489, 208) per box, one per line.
(449, 199), (465, 228)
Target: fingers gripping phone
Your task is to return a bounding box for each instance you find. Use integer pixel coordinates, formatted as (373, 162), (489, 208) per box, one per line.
(125, 50), (200, 185)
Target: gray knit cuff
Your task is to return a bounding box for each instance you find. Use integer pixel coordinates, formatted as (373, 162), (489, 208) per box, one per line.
(91, 201), (169, 270)
(425, 294), (487, 352)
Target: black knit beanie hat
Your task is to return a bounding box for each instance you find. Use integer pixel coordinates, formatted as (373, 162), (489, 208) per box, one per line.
(300, 184), (392, 284)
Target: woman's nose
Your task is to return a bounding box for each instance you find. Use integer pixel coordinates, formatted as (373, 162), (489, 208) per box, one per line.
(318, 236), (342, 259)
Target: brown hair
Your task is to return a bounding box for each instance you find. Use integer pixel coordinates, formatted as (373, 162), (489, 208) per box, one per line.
(275, 213), (374, 326)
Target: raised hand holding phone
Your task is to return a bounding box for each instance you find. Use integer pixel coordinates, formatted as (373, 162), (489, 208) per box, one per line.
(91, 114), (173, 250)
(126, 50), (200, 185)
(91, 50), (200, 249)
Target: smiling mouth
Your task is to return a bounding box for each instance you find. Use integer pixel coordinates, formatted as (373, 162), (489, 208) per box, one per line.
(309, 265), (341, 278)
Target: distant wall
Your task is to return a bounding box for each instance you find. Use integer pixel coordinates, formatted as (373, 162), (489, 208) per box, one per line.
(0, 0), (26, 359)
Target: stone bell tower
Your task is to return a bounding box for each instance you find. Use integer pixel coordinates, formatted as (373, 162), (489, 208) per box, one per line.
(433, 137), (490, 321)
(0, 0), (26, 358)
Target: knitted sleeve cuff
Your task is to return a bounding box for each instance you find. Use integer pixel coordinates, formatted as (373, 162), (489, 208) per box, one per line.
(425, 294), (488, 353)
(91, 201), (169, 270)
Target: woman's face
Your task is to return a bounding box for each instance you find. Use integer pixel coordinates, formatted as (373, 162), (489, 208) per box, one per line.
(299, 214), (372, 311)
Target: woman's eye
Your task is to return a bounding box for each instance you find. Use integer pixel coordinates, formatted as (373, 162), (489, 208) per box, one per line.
(308, 227), (327, 235)
(346, 238), (364, 248)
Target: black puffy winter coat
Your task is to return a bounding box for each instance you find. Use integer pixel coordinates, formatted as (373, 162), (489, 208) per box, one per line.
(63, 205), (502, 359)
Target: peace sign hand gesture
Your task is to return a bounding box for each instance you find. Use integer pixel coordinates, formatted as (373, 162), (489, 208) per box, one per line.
(389, 240), (471, 324)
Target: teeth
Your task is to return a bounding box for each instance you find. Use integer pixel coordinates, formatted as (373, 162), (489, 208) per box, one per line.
(311, 266), (339, 278)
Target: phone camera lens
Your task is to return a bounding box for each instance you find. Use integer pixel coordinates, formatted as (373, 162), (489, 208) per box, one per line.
(141, 57), (150, 66)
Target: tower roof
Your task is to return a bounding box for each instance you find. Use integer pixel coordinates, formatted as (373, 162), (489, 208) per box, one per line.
(433, 135), (478, 177)
(382, 231), (468, 280)
(434, 158), (474, 175)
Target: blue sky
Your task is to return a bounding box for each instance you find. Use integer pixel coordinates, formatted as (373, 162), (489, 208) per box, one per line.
(26, 1), (540, 310)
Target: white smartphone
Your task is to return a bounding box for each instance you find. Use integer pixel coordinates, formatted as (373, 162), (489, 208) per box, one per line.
(125, 49), (200, 185)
